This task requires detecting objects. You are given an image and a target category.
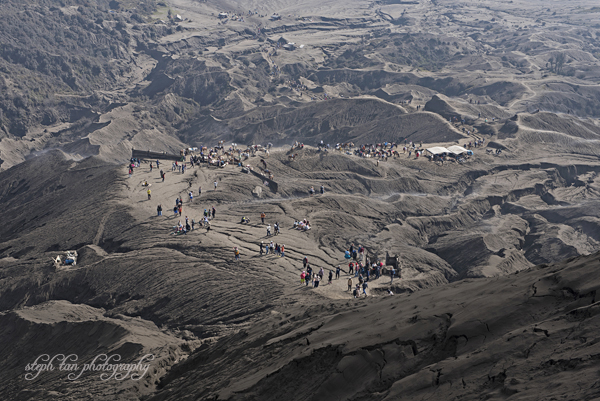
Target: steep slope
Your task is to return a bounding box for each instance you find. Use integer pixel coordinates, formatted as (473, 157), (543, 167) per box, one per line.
(148, 251), (600, 401)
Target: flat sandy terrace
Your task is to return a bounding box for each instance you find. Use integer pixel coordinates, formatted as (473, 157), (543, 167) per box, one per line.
(123, 142), (476, 299)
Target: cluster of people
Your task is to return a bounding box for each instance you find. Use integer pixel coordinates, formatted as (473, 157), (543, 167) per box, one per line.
(171, 161), (187, 173)
(345, 244), (365, 261)
(265, 222), (280, 236)
(299, 253), (383, 297)
(285, 79), (308, 97)
(260, 241), (285, 257)
(352, 142), (401, 159)
(351, 282), (368, 298)
(300, 264), (328, 288)
(173, 218), (191, 235)
(293, 219), (311, 231)
(128, 158), (142, 175)
(464, 139), (485, 149)
(173, 197), (184, 216)
(310, 92), (331, 101)
(184, 142), (245, 168)
(161, 194), (215, 234)
(307, 185), (325, 196)
(202, 206), (216, 228)
(348, 260), (383, 282)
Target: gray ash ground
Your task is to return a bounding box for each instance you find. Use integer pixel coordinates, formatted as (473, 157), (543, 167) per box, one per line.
(1, 0), (600, 399)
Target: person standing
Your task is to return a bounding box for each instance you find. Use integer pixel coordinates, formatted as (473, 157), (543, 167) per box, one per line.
(189, 191), (193, 202)
(362, 281), (368, 296)
(336, 265), (341, 279)
(266, 224), (271, 236)
(234, 247), (240, 260)
(212, 206), (216, 219)
(261, 212), (266, 224)
(314, 274), (320, 288)
(328, 270), (333, 284)
(214, 181), (218, 190)
(280, 244), (285, 257)
(303, 256), (308, 269)
(147, 188), (151, 200)
(157, 204), (162, 216)
(347, 277), (353, 291)
(260, 241), (264, 256)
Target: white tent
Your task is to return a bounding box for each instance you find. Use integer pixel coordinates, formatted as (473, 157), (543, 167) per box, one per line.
(426, 147), (450, 155)
(447, 145), (469, 155)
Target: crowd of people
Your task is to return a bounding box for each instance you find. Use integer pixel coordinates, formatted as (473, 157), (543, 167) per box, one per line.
(132, 140), (406, 298)
(259, 241), (285, 257)
(293, 220), (311, 231)
(296, 242), (400, 298)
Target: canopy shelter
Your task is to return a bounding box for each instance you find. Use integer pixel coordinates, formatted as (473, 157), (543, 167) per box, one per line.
(426, 147), (450, 155)
(447, 145), (469, 155)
